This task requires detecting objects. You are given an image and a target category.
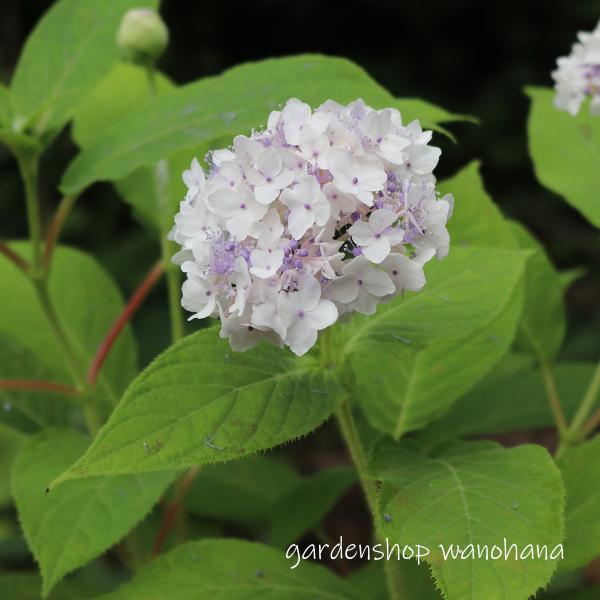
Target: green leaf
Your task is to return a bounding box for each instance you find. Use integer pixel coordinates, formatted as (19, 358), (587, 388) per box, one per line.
(526, 86), (600, 229)
(439, 161), (515, 248)
(341, 247), (528, 437)
(510, 222), (566, 362)
(0, 334), (72, 434)
(0, 428), (24, 508)
(72, 63), (173, 148)
(0, 243), (137, 405)
(60, 54), (468, 194)
(97, 538), (360, 599)
(558, 267), (586, 294)
(0, 83), (12, 126)
(9, 0), (158, 139)
(557, 436), (600, 572)
(11, 428), (173, 597)
(185, 455), (301, 523)
(269, 467), (356, 547)
(420, 362), (597, 441)
(370, 438), (565, 600)
(51, 329), (345, 485)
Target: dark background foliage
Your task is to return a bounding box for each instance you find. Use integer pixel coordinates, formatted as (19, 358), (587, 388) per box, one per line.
(1, 0), (598, 367)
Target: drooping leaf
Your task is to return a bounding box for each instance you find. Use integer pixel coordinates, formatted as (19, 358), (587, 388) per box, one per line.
(0, 243), (138, 406)
(557, 436), (600, 572)
(269, 467), (356, 547)
(420, 362), (597, 441)
(97, 538), (360, 599)
(185, 455), (301, 523)
(510, 222), (566, 361)
(526, 86), (600, 229)
(9, 0), (158, 139)
(11, 428), (174, 597)
(0, 334), (73, 434)
(370, 438), (565, 600)
(51, 330), (345, 485)
(439, 161), (515, 248)
(60, 54), (469, 194)
(341, 246), (528, 437)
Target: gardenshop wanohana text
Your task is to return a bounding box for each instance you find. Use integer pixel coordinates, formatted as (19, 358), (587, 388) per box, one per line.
(286, 538), (565, 569)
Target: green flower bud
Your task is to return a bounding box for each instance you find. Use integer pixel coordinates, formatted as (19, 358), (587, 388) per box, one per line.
(116, 8), (168, 66)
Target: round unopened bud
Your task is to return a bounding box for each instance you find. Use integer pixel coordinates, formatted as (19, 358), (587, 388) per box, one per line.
(116, 8), (168, 66)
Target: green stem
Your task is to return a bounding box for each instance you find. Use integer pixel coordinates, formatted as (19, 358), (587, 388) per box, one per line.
(335, 399), (405, 600)
(144, 63), (184, 344)
(569, 359), (600, 436)
(540, 361), (567, 438)
(16, 150), (43, 275)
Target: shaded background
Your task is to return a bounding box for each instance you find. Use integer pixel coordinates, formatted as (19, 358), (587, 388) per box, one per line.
(1, 1), (600, 589)
(1, 0), (599, 367)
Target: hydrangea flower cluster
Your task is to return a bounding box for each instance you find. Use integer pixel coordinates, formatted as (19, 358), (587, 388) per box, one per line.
(169, 98), (453, 356)
(552, 21), (600, 116)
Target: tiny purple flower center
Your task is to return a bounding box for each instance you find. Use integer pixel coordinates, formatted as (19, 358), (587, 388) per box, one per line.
(303, 202), (311, 210)
(352, 176), (359, 185)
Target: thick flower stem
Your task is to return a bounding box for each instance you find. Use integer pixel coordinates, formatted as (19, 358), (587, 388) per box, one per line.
(335, 400), (406, 600)
(16, 150), (43, 276)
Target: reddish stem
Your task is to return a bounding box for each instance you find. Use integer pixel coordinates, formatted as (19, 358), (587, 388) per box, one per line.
(0, 242), (29, 274)
(152, 466), (200, 558)
(87, 261), (164, 386)
(0, 379), (79, 396)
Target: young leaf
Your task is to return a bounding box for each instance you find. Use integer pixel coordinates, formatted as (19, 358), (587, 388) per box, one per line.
(269, 467), (356, 547)
(51, 330), (345, 484)
(526, 86), (600, 229)
(60, 54), (468, 194)
(185, 455), (301, 523)
(557, 436), (600, 572)
(9, 0), (158, 139)
(11, 428), (174, 597)
(370, 438), (565, 600)
(341, 247), (528, 436)
(96, 538), (360, 599)
(0, 334), (72, 434)
(510, 222), (566, 362)
(0, 243), (137, 405)
(420, 362), (597, 441)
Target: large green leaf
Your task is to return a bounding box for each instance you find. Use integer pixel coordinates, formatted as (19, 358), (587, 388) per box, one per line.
(341, 247), (528, 436)
(370, 438), (565, 600)
(420, 362), (597, 441)
(510, 222), (565, 361)
(0, 334), (72, 434)
(423, 363), (600, 439)
(0, 243), (137, 406)
(60, 54), (467, 194)
(51, 330), (344, 485)
(71, 62), (183, 231)
(269, 467), (356, 547)
(439, 161), (515, 248)
(0, 428), (24, 508)
(557, 436), (600, 572)
(97, 538), (359, 599)
(526, 86), (600, 229)
(9, 0), (158, 138)
(11, 428), (173, 597)
(185, 455), (301, 523)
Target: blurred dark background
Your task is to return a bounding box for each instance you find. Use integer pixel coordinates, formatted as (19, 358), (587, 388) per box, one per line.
(1, 0), (599, 367)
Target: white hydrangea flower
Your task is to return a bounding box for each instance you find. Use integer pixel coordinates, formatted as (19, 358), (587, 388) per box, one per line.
(170, 98), (453, 356)
(552, 21), (600, 115)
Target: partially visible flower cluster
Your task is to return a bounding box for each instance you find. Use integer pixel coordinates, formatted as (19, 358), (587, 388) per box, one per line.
(169, 98), (453, 356)
(553, 21), (600, 115)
